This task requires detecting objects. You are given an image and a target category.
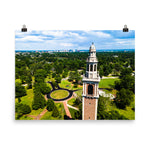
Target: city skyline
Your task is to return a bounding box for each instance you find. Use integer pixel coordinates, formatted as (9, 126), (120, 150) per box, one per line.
(15, 30), (135, 50)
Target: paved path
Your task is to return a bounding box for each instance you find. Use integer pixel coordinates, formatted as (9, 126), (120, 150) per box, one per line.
(63, 101), (72, 118)
(46, 81), (80, 102)
(102, 76), (119, 79)
(67, 104), (79, 111)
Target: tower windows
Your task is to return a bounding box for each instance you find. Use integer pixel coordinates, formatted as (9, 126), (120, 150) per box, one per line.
(88, 84), (93, 95)
(87, 64), (89, 71)
(94, 64), (96, 71)
(90, 64), (93, 71)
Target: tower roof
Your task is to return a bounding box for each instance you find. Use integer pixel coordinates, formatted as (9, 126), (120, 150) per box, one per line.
(89, 42), (96, 52)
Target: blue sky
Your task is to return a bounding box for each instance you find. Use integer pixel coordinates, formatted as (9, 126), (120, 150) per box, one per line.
(15, 30), (135, 50)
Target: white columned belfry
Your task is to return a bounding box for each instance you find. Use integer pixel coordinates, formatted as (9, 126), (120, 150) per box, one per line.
(82, 43), (100, 120)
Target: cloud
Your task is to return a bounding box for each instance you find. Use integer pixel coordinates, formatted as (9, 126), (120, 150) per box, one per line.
(16, 35), (46, 42)
(115, 38), (135, 45)
(60, 43), (75, 47)
(42, 30), (66, 37)
(84, 30), (111, 38)
(15, 30), (135, 50)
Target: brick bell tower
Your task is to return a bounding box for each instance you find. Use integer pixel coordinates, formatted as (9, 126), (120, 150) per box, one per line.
(82, 43), (100, 120)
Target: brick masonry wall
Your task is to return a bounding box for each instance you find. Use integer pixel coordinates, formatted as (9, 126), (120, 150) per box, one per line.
(84, 97), (96, 120)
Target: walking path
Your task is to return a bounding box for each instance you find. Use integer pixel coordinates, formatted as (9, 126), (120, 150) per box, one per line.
(63, 101), (72, 118)
(46, 81), (80, 101)
(34, 109), (48, 120)
(67, 104), (79, 111)
(102, 76), (119, 79)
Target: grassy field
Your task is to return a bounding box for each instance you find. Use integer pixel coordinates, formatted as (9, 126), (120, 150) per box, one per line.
(103, 97), (135, 120)
(15, 89), (34, 108)
(29, 108), (45, 116)
(17, 115), (33, 120)
(59, 80), (72, 89)
(50, 90), (69, 99)
(67, 98), (76, 106)
(99, 78), (119, 89)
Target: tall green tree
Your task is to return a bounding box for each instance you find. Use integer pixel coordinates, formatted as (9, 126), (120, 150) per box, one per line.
(15, 82), (27, 98)
(52, 105), (59, 117)
(32, 88), (46, 110)
(47, 99), (55, 111)
(115, 88), (134, 109)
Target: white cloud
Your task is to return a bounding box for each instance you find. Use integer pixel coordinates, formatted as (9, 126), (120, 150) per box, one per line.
(42, 30), (67, 37)
(68, 32), (86, 40)
(115, 39), (135, 45)
(60, 43), (74, 47)
(84, 30), (111, 38)
(95, 31), (111, 37)
(16, 35), (45, 42)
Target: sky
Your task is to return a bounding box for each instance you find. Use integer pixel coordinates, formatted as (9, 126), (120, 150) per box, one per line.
(15, 30), (135, 50)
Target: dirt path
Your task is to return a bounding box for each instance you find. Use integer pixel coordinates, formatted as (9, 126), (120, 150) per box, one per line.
(34, 109), (48, 120)
(27, 93), (73, 120)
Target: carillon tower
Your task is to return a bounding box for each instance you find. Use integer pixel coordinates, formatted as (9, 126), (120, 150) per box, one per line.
(82, 43), (100, 120)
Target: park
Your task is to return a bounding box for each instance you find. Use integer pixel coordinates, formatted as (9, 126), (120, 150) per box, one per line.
(15, 51), (135, 120)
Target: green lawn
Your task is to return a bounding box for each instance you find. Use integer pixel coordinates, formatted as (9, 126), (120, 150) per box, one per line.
(15, 88), (47, 119)
(116, 106), (135, 120)
(99, 78), (119, 89)
(15, 89), (34, 108)
(16, 115), (33, 120)
(15, 79), (21, 83)
(50, 90), (69, 99)
(59, 80), (72, 89)
(67, 98), (76, 106)
(104, 98), (135, 120)
(29, 107), (45, 116)
(75, 89), (82, 97)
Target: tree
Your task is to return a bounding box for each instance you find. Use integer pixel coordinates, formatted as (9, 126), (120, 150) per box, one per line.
(97, 96), (127, 120)
(55, 74), (62, 83)
(47, 99), (54, 111)
(15, 82), (27, 98)
(52, 105), (59, 117)
(18, 97), (21, 103)
(115, 75), (135, 93)
(32, 89), (46, 110)
(74, 97), (81, 105)
(34, 69), (47, 83)
(120, 68), (132, 79)
(115, 88), (134, 109)
(52, 72), (56, 78)
(38, 83), (51, 94)
(15, 103), (31, 118)
(74, 103), (82, 120)
(99, 67), (104, 78)
(20, 75), (26, 84)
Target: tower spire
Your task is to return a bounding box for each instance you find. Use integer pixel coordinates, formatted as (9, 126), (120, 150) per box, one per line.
(82, 43), (100, 120)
